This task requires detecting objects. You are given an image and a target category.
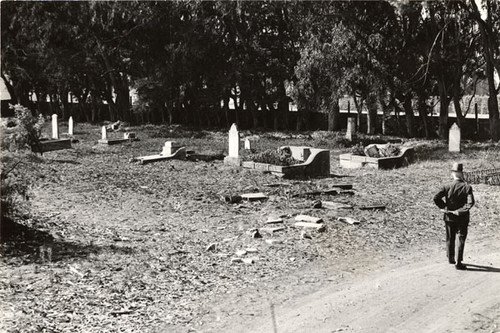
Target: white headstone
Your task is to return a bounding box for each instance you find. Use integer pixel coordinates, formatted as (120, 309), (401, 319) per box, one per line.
(101, 126), (107, 140)
(228, 123), (240, 158)
(162, 141), (181, 155)
(346, 117), (356, 141)
(244, 138), (252, 150)
(68, 117), (74, 135)
(449, 123), (461, 152)
(51, 114), (59, 139)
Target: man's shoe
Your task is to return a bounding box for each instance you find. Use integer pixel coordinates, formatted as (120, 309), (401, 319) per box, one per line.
(449, 260), (456, 264)
(455, 263), (467, 270)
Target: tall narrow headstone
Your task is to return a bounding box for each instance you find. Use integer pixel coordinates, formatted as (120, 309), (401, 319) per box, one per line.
(228, 123), (239, 158)
(346, 117), (356, 141)
(68, 117), (74, 136)
(449, 123), (461, 152)
(52, 114), (59, 139)
(101, 126), (107, 140)
(244, 138), (252, 150)
(224, 123), (242, 166)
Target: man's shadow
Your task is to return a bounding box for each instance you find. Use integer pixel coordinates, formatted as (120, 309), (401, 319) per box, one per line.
(463, 263), (500, 273)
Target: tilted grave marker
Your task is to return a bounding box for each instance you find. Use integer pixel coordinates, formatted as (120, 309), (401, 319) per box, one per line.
(224, 123), (242, 166)
(346, 117), (356, 141)
(52, 114), (59, 139)
(449, 123), (461, 153)
(68, 117), (74, 136)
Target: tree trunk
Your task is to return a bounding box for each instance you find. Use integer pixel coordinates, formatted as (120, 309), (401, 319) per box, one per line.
(403, 93), (415, 138)
(328, 98), (340, 131)
(470, 0), (500, 141)
(437, 80), (450, 139)
(417, 93), (430, 139)
(366, 94), (377, 135)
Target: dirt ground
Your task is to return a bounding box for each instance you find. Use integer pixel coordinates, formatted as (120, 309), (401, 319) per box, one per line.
(1, 124), (499, 332)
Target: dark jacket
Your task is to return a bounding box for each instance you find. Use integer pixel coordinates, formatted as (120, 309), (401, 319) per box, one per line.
(434, 179), (475, 223)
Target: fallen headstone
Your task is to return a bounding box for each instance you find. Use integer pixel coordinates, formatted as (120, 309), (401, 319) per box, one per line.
(322, 201), (353, 210)
(235, 249), (247, 256)
(260, 227), (285, 234)
(242, 258), (254, 265)
(265, 239), (283, 245)
(295, 215), (323, 223)
(295, 222), (326, 231)
(246, 248), (258, 253)
(241, 193), (268, 201)
(265, 217), (284, 224)
(359, 205), (386, 210)
(338, 217), (360, 225)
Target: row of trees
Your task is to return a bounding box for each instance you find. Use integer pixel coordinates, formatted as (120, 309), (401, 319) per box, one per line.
(1, 1), (499, 140)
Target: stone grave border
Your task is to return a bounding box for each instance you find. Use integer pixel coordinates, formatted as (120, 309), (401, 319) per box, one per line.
(241, 146), (331, 178)
(31, 114), (72, 154)
(339, 144), (414, 169)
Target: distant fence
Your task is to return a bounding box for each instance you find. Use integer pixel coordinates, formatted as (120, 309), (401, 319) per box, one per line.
(464, 169), (500, 186)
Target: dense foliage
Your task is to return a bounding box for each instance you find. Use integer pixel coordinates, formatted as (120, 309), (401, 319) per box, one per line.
(1, 0), (499, 140)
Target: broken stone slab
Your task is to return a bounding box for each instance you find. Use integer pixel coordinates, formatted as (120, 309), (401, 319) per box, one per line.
(295, 215), (323, 223)
(301, 230), (312, 239)
(206, 243), (217, 252)
(134, 147), (187, 164)
(338, 217), (360, 225)
(265, 217), (284, 224)
(231, 258), (243, 263)
(235, 249), (247, 256)
(245, 248), (258, 253)
(260, 227), (286, 234)
(265, 239), (283, 245)
(221, 195), (242, 204)
(241, 193), (268, 201)
(322, 201), (353, 210)
(242, 258), (254, 264)
(247, 229), (262, 239)
(359, 205), (386, 210)
(311, 200), (322, 208)
(294, 222), (326, 231)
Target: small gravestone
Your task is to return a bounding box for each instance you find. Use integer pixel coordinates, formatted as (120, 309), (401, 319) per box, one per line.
(52, 114), (59, 139)
(244, 138), (252, 150)
(101, 126), (107, 140)
(224, 123), (241, 166)
(449, 123), (461, 153)
(346, 117), (356, 141)
(124, 132), (136, 140)
(68, 116), (74, 136)
(161, 141), (182, 156)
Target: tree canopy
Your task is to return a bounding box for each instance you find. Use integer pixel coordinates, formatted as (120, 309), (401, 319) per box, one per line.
(1, 0), (499, 140)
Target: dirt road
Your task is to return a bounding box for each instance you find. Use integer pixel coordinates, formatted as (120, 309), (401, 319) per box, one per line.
(205, 235), (500, 333)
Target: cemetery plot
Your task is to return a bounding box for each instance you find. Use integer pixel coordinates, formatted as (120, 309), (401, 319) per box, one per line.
(339, 143), (414, 169)
(31, 114), (72, 154)
(223, 123), (331, 178)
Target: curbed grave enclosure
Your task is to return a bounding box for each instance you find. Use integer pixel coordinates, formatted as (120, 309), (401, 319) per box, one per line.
(241, 146), (331, 178)
(339, 144), (414, 169)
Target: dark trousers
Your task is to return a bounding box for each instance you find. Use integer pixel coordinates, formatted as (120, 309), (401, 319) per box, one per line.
(445, 221), (468, 263)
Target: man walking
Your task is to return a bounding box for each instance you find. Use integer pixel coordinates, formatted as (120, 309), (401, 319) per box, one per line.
(433, 163), (475, 270)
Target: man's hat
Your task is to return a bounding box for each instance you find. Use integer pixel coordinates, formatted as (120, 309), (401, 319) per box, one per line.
(451, 163), (463, 172)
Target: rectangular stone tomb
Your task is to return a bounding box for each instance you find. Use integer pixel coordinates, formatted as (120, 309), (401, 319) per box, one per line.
(339, 145), (414, 170)
(31, 139), (72, 153)
(241, 146), (331, 179)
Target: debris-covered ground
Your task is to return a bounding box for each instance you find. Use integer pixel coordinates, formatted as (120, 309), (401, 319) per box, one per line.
(1, 123), (499, 332)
